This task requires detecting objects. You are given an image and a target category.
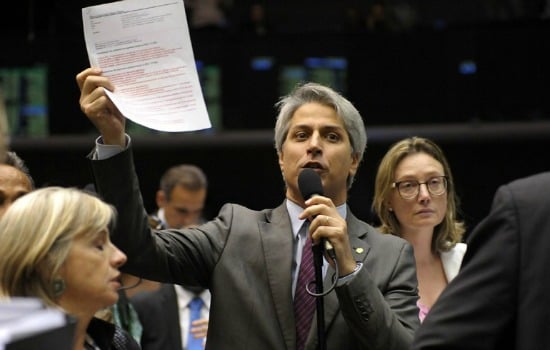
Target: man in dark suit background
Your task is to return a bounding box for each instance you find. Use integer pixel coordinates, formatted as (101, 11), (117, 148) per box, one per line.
(132, 163), (210, 350)
(412, 171), (550, 350)
(77, 67), (419, 350)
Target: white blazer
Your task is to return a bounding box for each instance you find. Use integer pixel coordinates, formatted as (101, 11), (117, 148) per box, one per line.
(440, 242), (467, 282)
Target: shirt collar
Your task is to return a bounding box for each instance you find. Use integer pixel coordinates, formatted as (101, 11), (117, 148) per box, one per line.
(174, 284), (211, 309)
(156, 208), (168, 227)
(285, 199), (347, 239)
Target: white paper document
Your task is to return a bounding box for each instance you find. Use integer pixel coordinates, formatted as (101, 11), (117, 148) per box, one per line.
(82, 0), (211, 132)
(0, 298), (69, 349)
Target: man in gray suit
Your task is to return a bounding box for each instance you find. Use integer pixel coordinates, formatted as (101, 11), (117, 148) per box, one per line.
(77, 67), (419, 350)
(412, 171), (550, 350)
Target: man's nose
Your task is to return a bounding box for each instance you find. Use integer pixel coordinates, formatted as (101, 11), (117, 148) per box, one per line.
(307, 132), (322, 153)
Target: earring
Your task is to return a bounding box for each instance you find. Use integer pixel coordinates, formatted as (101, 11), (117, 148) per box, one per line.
(52, 278), (66, 298)
(388, 207), (393, 212)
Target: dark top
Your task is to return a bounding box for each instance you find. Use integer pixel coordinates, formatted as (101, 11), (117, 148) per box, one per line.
(87, 317), (141, 350)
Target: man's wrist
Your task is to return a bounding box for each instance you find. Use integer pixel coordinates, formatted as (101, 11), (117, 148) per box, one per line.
(96, 134), (130, 160)
(336, 262), (363, 286)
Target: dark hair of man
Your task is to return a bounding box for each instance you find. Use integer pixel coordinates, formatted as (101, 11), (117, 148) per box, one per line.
(4, 151), (35, 189)
(159, 164), (208, 201)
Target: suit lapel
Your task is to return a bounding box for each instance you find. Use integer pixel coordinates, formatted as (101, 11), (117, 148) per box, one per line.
(261, 202), (295, 349)
(260, 204), (372, 349)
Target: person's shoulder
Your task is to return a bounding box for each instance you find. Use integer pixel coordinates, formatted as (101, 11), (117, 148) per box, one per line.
(508, 171), (550, 189)
(364, 221), (410, 248)
(219, 202), (263, 210)
(361, 225), (415, 267)
(498, 171), (550, 201)
(485, 172), (550, 221)
(219, 201), (283, 217)
(347, 210), (407, 245)
(130, 285), (165, 303)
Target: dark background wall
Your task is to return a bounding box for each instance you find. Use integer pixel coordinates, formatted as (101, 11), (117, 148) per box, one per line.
(3, 1), (550, 134)
(12, 122), (550, 238)
(4, 0), (550, 238)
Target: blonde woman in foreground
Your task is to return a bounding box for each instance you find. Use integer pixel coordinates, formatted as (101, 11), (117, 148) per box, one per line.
(0, 187), (140, 350)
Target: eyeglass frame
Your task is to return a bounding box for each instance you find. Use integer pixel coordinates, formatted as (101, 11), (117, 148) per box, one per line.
(391, 175), (448, 200)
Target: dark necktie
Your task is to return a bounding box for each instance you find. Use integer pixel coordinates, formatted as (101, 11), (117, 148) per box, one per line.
(187, 296), (203, 350)
(294, 222), (315, 350)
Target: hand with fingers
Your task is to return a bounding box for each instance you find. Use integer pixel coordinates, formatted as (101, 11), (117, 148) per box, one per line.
(76, 67), (126, 147)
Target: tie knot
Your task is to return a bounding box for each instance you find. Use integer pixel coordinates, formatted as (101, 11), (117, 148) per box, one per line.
(299, 221), (310, 239)
(189, 297), (203, 311)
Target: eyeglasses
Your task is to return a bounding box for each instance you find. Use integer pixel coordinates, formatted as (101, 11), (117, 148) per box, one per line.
(392, 175), (448, 200)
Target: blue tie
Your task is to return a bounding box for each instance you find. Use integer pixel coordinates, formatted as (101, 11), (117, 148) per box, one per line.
(187, 297), (203, 350)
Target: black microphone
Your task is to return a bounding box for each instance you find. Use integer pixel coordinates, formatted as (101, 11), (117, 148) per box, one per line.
(298, 168), (334, 254)
(298, 168), (339, 304)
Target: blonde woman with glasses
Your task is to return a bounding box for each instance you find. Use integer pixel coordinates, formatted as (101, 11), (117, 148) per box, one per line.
(373, 137), (466, 322)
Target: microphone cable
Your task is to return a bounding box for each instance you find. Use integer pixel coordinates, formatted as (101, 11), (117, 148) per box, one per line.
(306, 248), (339, 297)
(118, 277), (143, 291)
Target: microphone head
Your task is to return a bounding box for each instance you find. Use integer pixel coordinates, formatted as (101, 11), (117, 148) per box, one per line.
(298, 168), (324, 200)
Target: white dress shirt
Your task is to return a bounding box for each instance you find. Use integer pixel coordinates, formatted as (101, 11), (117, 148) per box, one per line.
(175, 285), (211, 348)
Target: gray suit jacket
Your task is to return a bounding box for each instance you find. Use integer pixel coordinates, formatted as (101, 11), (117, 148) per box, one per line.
(412, 171), (550, 350)
(90, 147), (419, 350)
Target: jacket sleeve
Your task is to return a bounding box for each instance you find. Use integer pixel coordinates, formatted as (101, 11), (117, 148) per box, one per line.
(89, 146), (224, 287)
(336, 236), (419, 350)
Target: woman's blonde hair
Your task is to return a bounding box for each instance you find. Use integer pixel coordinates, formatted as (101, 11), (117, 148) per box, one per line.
(0, 187), (116, 306)
(373, 137), (465, 253)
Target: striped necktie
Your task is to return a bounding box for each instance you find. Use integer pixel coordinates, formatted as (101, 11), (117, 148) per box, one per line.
(294, 222), (315, 350)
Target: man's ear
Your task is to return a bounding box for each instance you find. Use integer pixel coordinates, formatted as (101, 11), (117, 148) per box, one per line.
(156, 190), (167, 208)
(348, 152), (360, 178)
(278, 151), (285, 174)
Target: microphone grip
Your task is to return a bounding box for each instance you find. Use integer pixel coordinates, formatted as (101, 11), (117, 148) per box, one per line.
(323, 239), (336, 260)
(311, 215), (335, 260)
